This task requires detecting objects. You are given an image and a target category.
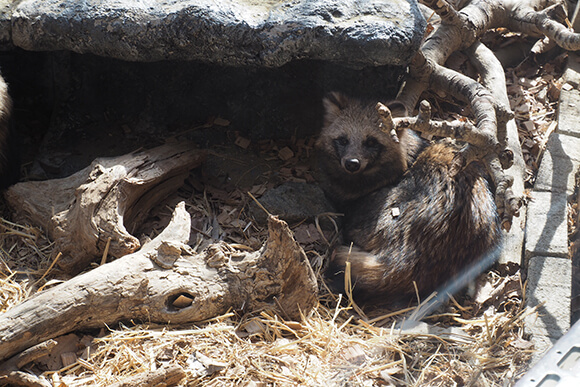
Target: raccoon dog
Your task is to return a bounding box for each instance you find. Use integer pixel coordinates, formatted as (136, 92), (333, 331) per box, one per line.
(0, 73), (16, 189)
(316, 92), (502, 304)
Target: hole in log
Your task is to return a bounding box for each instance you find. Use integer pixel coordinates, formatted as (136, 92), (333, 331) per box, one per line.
(124, 175), (188, 236)
(168, 292), (196, 310)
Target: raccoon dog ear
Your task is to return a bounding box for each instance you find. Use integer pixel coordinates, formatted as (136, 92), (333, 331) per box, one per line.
(322, 92), (350, 126)
(384, 100), (408, 118)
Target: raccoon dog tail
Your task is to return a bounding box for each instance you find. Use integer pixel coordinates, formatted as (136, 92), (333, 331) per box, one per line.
(0, 73), (17, 189)
(325, 245), (386, 301)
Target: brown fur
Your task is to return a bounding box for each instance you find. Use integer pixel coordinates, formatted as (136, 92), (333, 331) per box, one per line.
(0, 73), (17, 189)
(315, 92), (424, 203)
(317, 93), (502, 304)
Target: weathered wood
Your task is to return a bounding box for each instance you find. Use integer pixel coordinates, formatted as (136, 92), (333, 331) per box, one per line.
(467, 41), (525, 265)
(0, 340), (57, 371)
(4, 142), (206, 274)
(109, 363), (186, 387)
(0, 340), (56, 387)
(0, 202), (318, 363)
(0, 371), (50, 387)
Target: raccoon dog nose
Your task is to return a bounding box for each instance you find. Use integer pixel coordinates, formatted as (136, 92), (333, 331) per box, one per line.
(344, 158), (361, 172)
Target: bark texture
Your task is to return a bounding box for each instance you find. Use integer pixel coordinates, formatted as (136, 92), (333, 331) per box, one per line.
(4, 142), (206, 274)
(0, 202), (318, 363)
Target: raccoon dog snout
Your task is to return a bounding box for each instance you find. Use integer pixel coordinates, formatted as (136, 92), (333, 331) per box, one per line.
(343, 158), (361, 173)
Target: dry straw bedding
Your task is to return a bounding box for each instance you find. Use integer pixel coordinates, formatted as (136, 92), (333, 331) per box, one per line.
(0, 33), (567, 386)
(0, 221), (535, 387)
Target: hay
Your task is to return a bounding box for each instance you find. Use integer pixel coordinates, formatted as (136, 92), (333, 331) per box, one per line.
(1, 207), (534, 386)
(0, 32), (565, 387)
(0, 217), (54, 312)
(32, 295), (533, 386)
(0, 159), (536, 385)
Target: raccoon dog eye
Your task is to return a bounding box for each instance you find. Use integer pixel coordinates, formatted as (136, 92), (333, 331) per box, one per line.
(364, 137), (379, 148)
(334, 136), (349, 147)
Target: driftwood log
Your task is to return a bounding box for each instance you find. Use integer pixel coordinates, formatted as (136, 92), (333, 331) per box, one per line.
(0, 201), (318, 363)
(0, 143), (318, 366)
(4, 142), (207, 274)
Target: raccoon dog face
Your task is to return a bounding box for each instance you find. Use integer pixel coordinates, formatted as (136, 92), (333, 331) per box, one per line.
(315, 93), (411, 202)
(320, 93), (392, 175)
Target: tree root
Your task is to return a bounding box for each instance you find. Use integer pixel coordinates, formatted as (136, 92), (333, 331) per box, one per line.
(377, 99), (522, 230)
(507, 1), (580, 51)
(394, 0), (577, 230)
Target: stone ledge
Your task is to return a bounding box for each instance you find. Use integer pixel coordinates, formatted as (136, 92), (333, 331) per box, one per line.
(562, 52), (580, 88)
(1, 0), (425, 67)
(523, 54), (580, 369)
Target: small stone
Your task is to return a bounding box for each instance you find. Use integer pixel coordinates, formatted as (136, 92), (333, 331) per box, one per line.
(172, 294), (194, 309)
(213, 117), (230, 126)
(248, 182), (335, 226)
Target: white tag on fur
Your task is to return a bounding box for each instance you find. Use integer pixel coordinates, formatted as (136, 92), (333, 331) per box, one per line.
(391, 207), (400, 217)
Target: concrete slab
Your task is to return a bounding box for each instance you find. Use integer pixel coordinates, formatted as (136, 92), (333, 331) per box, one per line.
(557, 87), (580, 138)
(542, 133), (580, 163)
(525, 190), (569, 259)
(534, 148), (577, 194)
(562, 53), (580, 88)
(558, 53), (580, 138)
(523, 54), (579, 369)
(524, 256), (572, 363)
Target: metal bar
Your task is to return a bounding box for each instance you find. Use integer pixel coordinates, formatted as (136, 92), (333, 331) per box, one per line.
(515, 318), (580, 386)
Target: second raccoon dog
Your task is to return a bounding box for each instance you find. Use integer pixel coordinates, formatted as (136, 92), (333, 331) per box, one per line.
(316, 92), (502, 304)
(0, 72), (17, 189)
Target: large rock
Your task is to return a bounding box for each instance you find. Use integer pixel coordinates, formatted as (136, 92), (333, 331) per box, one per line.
(248, 182), (336, 226)
(7, 0), (425, 67)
